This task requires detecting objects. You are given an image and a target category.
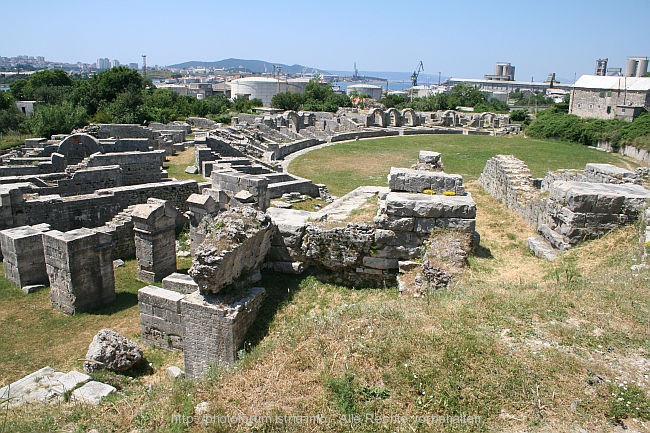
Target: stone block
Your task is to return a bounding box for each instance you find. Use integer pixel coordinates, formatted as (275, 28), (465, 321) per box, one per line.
(526, 236), (558, 260)
(139, 285), (185, 350)
(162, 273), (199, 294)
(44, 228), (115, 315)
(418, 151), (441, 165)
(71, 381), (116, 405)
(181, 287), (266, 378)
(133, 199), (178, 283)
(0, 225), (50, 288)
(384, 192), (476, 219)
(388, 167), (463, 194)
(362, 256), (399, 270)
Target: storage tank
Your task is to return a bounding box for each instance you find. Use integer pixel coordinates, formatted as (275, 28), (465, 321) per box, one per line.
(626, 58), (638, 77)
(637, 58), (649, 77)
(230, 77), (310, 107)
(346, 84), (383, 100)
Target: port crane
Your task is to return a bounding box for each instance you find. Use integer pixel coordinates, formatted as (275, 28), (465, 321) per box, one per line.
(411, 61), (424, 87)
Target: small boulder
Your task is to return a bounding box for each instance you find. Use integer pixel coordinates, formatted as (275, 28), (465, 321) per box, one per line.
(84, 329), (145, 373)
(185, 165), (199, 174)
(167, 366), (185, 380)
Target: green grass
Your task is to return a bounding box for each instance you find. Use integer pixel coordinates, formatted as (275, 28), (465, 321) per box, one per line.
(163, 147), (205, 182)
(289, 134), (637, 196)
(0, 133), (31, 151)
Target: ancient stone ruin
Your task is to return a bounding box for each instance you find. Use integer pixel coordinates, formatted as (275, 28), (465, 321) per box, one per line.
(136, 150), (478, 377)
(479, 155), (650, 259)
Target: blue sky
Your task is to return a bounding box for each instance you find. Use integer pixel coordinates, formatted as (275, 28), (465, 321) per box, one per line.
(3, 0), (649, 83)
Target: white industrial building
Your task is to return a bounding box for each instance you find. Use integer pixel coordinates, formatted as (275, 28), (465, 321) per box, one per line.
(346, 83), (383, 100)
(229, 77), (310, 107)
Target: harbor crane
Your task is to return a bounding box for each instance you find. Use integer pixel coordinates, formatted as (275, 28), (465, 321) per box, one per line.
(411, 60), (424, 87)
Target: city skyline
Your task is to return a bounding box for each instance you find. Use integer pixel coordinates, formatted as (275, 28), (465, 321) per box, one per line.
(2, 0), (649, 83)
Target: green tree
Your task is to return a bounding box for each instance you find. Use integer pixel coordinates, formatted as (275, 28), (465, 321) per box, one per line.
(0, 91), (24, 133)
(271, 91), (304, 111)
(27, 102), (88, 138)
(75, 66), (149, 116)
(449, 84), (488, 107)
(379, 94), (407, 109)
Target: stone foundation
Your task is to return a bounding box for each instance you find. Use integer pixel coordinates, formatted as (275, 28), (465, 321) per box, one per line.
(138, 285), (184, 350)
(44, 228), (115, 314)
(0, 224), (51, 289)
(181, 287), (266, 378)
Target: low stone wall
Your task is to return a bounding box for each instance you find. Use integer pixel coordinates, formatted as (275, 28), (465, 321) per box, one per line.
(478, 155), (545, 228)
(479, 155), (650, 255)
(273, 138), (324, 160)
(85, 151), (166, 185)
(2, 180), (198, 232)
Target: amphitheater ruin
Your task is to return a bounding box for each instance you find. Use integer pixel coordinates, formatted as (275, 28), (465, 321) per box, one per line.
(0, 106), (648, 380)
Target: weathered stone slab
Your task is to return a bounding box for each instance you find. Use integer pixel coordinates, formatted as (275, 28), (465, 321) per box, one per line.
(388, 167), (464, 195)
(71, 381), (116, 404)
(162, 273), (199, 294)
(384, 192), (476, 219)
(526, 235), (558, 260)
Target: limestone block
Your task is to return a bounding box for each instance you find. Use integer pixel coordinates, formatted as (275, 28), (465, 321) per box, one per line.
(139, 285), (185, 350)
(162, 273), (199, 294)
(362, 256), (398, 270)
(388, 167), (464, 194)
(418, 151), (441, 165)
(190, 208), (273, 294)
(384, 192), (476, 219)
(44, 228), (115, 315)
(526, 236), (557, 260)
(373, 214), (415, 232)
(71, 381), (116, 405)
(0, 225), (51, 288)
(181, 287), (266, 378)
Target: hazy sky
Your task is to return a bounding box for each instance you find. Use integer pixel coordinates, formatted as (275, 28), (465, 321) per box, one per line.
(3, 0), (649, 82)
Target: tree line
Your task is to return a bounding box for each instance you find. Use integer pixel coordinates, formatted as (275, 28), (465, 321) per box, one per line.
(0, 67), (253, 137)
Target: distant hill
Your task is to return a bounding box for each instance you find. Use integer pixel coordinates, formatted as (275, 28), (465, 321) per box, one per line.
(167, 58), (324, 75)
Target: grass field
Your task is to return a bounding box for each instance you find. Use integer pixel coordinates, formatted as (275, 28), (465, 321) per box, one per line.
(289, 134), (637, 196)
(0, 135), (648, 432)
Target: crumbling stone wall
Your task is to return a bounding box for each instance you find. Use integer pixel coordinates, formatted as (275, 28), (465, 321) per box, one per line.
(189, 207), (273, 294)
(1, 180), (198, 232)
(83, 151), (166, 185)
(479, 155), (650, 255)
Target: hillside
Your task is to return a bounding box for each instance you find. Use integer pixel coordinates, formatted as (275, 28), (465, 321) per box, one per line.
(167, 58), (324, 75)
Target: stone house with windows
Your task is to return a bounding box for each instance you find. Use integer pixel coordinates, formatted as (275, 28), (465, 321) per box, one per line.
(569, 75), (650, 121)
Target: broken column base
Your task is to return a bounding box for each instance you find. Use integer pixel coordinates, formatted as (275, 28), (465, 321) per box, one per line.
(181, 287), (266, 378)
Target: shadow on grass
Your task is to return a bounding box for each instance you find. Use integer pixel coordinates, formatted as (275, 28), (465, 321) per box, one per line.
(474, 243), (494, 259)
(90, 292), (138, 315)
(242, 270), (305, 349)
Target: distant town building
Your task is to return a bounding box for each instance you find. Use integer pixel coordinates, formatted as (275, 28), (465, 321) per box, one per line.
(110, 59), (120, 68)
(128, 63), (139, 70)
(96, 58), (110, 70)
(569, 75), (650, 121)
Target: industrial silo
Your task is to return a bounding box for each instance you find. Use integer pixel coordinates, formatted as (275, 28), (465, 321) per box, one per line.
(346, 84), (383, 100)
(229, 77), (282, 107)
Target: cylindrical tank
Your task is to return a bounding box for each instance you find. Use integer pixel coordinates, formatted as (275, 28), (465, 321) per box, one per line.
(230, 77), (310, 107)
(626, 58), (638, 77)
(637, 59), (649, 77)
(346, 84), (383, 100)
